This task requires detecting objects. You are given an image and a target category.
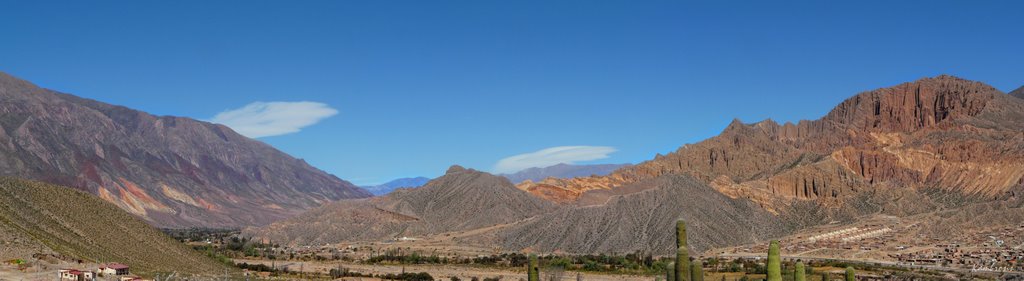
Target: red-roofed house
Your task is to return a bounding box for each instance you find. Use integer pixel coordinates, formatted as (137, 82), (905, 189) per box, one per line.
(99, 263), (130, 276)
(59, 269), (95, 281)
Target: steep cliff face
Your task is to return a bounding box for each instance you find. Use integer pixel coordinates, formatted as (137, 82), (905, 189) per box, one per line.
(0, 72), (370, 227)
(519, 75), (1024, 204)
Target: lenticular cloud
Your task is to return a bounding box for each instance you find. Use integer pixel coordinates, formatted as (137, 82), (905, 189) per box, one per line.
(494, 146), (617, 174)
(210, 101), (338, 138)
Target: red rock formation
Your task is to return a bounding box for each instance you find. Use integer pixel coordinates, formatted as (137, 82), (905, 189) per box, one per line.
(519, 75), (1024, 204)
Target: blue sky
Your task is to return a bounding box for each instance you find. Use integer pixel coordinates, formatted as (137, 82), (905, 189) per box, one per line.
(1, 1), (1022, 185)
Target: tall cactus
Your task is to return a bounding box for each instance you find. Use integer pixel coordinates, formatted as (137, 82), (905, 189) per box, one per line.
(844, 267), (854, 281)
(690, 260), (703, 281)
(676, 220), (691, 281)
(528, 254), (539, 281)
(820, 272), (829, 281)
(766, 240), (781, 281)
(794, 262), (805, 281)
(666, 262), (675, 281)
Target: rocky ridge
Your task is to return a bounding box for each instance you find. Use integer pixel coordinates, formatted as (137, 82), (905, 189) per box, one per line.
(519, 76), (1024, 205)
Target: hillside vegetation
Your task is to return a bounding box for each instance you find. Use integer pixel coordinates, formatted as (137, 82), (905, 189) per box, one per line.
(0, 177), (229, 274)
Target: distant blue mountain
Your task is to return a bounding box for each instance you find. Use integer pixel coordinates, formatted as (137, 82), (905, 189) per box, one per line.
(500, 163), (630, 184)
(361, 177), (432, 196)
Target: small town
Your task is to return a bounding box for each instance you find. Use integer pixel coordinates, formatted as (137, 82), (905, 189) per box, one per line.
(3, 259), (136, 281)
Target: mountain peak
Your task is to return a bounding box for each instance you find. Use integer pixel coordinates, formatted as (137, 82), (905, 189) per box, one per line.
(721, 118), (746, 132)
(1011, 85), (1024, 99)
(823, 75), (998, 132)
(446, 165), (468, 174)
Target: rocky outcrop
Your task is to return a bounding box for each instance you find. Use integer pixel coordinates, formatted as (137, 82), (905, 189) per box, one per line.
(0, 71), (370, 227)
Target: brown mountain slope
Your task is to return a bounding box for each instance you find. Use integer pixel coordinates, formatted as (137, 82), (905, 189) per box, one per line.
(520, 75), (1024, 204)
(0, 177), (229, 275)
(248, 166), (555, 245)
(495, 175), (788, 254)
(0, 72), (370, 227)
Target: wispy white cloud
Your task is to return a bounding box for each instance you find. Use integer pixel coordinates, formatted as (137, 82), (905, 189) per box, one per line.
(493, 146), (617, 174)
(210, 101), (338, 138)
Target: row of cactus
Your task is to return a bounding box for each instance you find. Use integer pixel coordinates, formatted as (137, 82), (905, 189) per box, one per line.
(674, 220), (856, 281)
(528, 219), (859, 281)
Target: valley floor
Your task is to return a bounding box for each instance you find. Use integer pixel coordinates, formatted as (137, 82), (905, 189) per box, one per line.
(234, 259), (657, 281)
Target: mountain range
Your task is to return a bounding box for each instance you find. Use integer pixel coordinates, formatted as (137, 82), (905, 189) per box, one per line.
(253, 165), (554, 245)
(361, 177), (432, 195)
(3, 71), (1022, 257)
(0, 72), (370, 228)
(500, 163), (630, 184)
(251, 75), (1024, 255)
(363, 164), (630, 196)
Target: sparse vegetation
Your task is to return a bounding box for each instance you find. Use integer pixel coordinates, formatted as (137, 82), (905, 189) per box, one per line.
(0, 177), (231, 275)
